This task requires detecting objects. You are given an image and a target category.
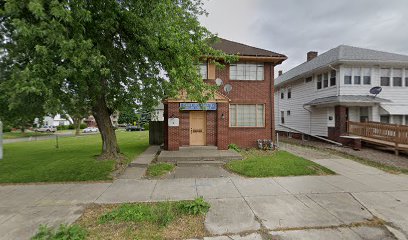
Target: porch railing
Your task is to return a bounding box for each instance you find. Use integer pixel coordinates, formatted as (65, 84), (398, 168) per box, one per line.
(347, 121), (408, 145)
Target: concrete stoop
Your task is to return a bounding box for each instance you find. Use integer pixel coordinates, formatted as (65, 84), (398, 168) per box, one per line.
(157, 146), (242, 166)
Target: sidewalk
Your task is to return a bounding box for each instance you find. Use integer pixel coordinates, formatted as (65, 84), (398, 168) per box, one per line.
(1, 144), (408, 239)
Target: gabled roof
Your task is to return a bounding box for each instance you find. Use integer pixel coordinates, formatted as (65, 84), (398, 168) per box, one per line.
(276, 45), (408, 86)
(212, 38), (286, 58)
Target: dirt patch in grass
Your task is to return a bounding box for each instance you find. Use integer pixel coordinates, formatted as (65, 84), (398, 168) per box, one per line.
(226, 149), (335, 177)
(76, 201), (208, 240)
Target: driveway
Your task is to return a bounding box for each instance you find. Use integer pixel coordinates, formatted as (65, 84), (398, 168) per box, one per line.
(0, 144), (407, 239)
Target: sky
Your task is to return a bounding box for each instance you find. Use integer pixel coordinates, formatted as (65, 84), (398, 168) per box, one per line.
(199, 0), (408, 75)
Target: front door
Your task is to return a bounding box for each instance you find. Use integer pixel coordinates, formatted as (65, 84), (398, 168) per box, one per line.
(190, 111), (206, 145)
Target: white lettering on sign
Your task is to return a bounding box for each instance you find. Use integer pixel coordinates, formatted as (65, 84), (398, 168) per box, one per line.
(168, 118), (179, 127)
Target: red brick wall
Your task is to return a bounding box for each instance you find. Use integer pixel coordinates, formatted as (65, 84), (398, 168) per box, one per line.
(180, 111), (190, 146)
(164, 61), (276, 150)
(216, 103), (229, 150)
(164, 103), (180, 151)
(215, 62), (275, 148)
(206, 111), (217, 146)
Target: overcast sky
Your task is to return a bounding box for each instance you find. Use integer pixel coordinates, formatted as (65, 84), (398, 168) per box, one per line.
(199, 0), (408, 75)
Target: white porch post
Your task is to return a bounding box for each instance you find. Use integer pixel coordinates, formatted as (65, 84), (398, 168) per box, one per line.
(371, 105), (380, 122)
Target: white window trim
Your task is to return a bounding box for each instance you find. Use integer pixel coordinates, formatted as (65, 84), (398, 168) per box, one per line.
(229, 62), (264, 81)
(229, 104), (265, 128)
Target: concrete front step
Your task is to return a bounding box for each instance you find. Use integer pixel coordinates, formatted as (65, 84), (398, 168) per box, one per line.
(158, 156), (241, 163)
(176, 160), (225, 167)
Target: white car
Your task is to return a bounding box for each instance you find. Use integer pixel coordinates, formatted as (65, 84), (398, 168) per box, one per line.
(83, 127), (98, 133)
(35, 126), (57, 132)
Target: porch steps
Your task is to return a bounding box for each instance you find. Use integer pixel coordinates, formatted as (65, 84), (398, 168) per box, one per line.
(176, 160), (225, 167)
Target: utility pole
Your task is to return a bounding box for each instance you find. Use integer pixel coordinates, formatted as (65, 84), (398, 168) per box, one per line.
(0, 121), (3, 160)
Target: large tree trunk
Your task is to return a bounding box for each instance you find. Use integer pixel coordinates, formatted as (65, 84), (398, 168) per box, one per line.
(73, 117), (81, 136)
(92, 96), (120, 160)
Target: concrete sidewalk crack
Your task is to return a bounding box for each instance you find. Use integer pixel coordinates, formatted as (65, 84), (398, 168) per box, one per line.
(94, 182), (114, 202)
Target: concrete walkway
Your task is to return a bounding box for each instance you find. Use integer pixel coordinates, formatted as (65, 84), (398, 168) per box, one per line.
(1, 144), (408, 239)
(118, 145), (160, 179)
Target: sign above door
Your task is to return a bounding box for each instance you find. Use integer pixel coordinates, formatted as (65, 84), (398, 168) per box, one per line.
(180, 103), (217, 111)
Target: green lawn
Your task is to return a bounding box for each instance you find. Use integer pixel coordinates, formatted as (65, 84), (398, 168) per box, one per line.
(226, 150), (335, 177)
(147, 163), (175, 178)
(0, 131), (149, 183)
(3, 131), (53, 139)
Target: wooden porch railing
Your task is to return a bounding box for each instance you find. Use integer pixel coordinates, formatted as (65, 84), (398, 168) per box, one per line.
(347, 121), (408, 154)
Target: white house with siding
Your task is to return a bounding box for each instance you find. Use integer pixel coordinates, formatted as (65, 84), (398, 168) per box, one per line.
(275, 45), (408, 141)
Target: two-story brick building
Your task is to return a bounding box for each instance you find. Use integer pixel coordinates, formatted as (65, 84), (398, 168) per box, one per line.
(163, 39), (287, 151)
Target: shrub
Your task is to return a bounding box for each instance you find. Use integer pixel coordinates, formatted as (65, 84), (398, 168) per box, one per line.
(80, 123), (87, 129)
(3, 125), (12, 132)
(178, 197), (210, 215)
(228, 143), (241, 152)
(56, 125), (68, 131)
(143, 123), (149, 131)
(31, 224), (87, 240)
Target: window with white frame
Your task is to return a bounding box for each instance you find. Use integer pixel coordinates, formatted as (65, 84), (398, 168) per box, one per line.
(405, 69), (408, 87)
(229, 63), (264, 80)
(229, 104), (265, 127)
(330, 70), (336, 86)
(281, 111), (285, 124)
(344, 68), (352, 84)
(393, 115), (403, 125)
(363, 68), (371, 85)
(287, 88), (292, 99)
(393, 69), (402, 87)
(353, 68), (361, 84)
(199, 63), (208, 79)
(317, 74), (322, 89)
(323, 73), (329, 88)
(380, 68), (391, 86)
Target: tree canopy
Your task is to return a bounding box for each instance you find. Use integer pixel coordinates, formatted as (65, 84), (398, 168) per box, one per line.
(0, 0), (234, 159)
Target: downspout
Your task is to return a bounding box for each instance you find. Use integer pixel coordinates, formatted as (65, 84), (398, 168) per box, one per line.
(303, 104), (312, 135)
(270, 63), (275, 144)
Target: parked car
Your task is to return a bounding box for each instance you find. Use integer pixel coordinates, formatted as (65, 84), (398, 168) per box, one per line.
(35, 126), (57, 133)
(125, 125), (145, 131)
(83, 127), (99, 133)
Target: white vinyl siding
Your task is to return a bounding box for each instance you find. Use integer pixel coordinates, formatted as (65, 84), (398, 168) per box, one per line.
(229, 104), (264, 127)
(230, 63), (264, 80)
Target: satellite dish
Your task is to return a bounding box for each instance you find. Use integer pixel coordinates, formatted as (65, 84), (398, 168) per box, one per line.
(224, 84), (232, 94)
(215, 78), (223, 86)
(369, 86), (382, 97)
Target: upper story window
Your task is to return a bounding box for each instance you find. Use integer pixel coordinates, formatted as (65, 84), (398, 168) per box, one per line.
(287, 88), (292, 99)
(353, 68), (361, 84)
(280, 90), (285, 99)
(393, 68), (402, 87)
(323, 73), (329, 88)
(330, 70), (336, 86)
(405, 69), (408, 87)
(305, 76), (313, 83)
(230, 62), (264, 80)
(380, 68), (391, 86)
(344, 67), (352, 84)
(363, 68), (371, 85)
(317, 74), (322, 89)
(281, 111), (285, 124)
(199, 63), (208, 79)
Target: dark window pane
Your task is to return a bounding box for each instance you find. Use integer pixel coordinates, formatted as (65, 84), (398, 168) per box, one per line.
(363, 76), (371, 85)
(344, 76), (352, 84)
(305, 77), (313, 83)
(317, 81), (322, 89)
(288, 89), (292, 99)
(330, 70), (336, 86)
(380, 115), (390, 123)
(354, 76), (361, 84)
(381, 77), (390, 86)
(281, 92), (284, 99)
(393, 77), (402, 86)
(406, 78), (408, 87)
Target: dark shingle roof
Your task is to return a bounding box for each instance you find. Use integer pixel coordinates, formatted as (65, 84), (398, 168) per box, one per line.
(212, 38), (286, 58)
